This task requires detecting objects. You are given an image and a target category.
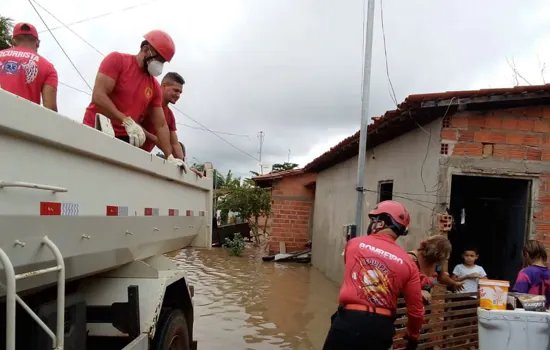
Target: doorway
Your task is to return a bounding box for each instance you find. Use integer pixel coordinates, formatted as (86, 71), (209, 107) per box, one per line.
(448, 174), (531, 284)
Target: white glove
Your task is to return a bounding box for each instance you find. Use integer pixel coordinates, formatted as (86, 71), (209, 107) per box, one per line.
(167, 154), (188, 172)
(95, 113), (115, 137)
(122, 117), (146, 147)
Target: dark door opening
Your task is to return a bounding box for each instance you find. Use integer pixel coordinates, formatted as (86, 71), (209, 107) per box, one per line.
(448, 175), (531, 285)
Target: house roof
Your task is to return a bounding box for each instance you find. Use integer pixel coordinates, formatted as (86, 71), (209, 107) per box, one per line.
(252, 169), (304, 186)
(304, 84), (550, 172)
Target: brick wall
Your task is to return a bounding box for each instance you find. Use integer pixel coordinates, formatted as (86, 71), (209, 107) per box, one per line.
(269, 173), (316, 254)
(440, 105), (550, 251)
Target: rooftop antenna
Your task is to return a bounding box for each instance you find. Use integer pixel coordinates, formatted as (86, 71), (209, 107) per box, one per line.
(257, 131), (265, 174)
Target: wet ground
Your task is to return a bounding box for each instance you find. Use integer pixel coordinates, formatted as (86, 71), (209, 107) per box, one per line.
(172, 246), (339, 350)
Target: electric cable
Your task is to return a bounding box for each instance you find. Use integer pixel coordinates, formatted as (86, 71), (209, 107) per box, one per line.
(27, 0), (93, 91)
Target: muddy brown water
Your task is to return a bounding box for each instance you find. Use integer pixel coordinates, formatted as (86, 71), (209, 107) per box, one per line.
(171, 246), (339, 350)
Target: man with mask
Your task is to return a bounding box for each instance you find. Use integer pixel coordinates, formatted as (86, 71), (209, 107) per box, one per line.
(0, 22), (58, 111)
(82, 30), (182, 166)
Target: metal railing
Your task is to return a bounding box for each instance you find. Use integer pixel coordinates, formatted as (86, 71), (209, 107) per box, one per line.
(0, 236), (66, 350)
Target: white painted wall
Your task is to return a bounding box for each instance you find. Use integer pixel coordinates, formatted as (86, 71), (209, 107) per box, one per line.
(312, 118), (443, 283)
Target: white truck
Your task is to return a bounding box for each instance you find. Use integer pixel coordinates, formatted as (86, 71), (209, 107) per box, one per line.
(0, 89), (213, 350)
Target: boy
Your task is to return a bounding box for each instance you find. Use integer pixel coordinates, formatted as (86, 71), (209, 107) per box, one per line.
(452, 248), (487, 293)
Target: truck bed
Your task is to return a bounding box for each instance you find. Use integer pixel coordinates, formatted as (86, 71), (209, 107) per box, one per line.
(0, 90), (213, 296)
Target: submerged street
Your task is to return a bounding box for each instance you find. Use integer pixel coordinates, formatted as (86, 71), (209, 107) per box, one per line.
(171, 247), (339, 350)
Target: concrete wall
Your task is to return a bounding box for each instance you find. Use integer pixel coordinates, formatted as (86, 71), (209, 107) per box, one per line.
(312, 119), (442, 283)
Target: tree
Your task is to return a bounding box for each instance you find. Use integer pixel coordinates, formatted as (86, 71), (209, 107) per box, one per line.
(216, 175), (272, 242)
(0, 16), (13, 50)
(271, 162), (299, 173)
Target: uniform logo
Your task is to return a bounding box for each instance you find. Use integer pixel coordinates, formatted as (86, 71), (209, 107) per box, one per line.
(350, 256), (393, 308)
(22, 59), (38, 83)
(2, 61), (19, 74)
(144, 87), (153, 99)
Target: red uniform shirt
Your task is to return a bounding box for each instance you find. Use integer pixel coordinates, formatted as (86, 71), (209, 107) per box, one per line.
(140, 104), (177, 152)
(0, 47), (58, 104)
(339, 234), (424, 339)
(83, 52), (162, 136)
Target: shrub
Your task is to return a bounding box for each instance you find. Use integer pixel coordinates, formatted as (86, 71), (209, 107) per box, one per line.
(225, 233), (245, 257)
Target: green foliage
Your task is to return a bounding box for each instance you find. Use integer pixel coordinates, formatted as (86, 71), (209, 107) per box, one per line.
(225, 233), (245, 256)
(216, 178), (271, 223)
(271, 162), (299, 173)
(0, 16), (13, 50)
(215, 169), (271, 238)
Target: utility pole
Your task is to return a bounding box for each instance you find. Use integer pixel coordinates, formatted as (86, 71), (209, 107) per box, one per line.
(353, 0), (376, 239)
(287, 149), (291, 163)
(257, 131), (265, 174)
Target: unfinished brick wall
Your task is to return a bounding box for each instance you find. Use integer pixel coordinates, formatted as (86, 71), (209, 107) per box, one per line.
(269, 173), (317, 254)
(440, 105), (550, 252)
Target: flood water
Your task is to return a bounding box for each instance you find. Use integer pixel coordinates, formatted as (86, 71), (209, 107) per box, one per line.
(172, 246), (339, 350)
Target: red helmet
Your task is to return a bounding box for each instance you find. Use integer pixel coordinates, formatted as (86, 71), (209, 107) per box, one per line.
(368, 200), (410, 235)
(144, 30), (175, 62)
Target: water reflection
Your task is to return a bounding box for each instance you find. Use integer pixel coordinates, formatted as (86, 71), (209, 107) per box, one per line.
(171, 246), (339, 349)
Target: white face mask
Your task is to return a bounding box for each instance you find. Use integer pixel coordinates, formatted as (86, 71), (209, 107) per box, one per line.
(147, 60), (164, 77)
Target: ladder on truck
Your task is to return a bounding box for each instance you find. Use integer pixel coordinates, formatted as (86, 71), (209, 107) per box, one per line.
(0, 236), (65, 350)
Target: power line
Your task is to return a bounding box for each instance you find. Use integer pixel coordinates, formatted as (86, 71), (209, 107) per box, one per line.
(379, 0), (398, 106)
(31, 0), (104, 56)
(175, 121), (249, 138)
(37, 1), (160, 34)
(58, 80), (253, 140)
(59, 81), (91, 95)
(172, 106), (260, 162)
(28, 0), (92, 91)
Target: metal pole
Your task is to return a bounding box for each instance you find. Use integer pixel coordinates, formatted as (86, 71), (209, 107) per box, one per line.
(353, 0), (376, 238)
(0, 248), (16, 350)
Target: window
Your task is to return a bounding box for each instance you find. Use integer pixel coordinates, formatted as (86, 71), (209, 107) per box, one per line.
(378, 181), (393, 202)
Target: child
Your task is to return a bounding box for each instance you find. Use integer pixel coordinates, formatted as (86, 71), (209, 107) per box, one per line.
(452, 248), (487, 294)
(513, 240), (550, 308)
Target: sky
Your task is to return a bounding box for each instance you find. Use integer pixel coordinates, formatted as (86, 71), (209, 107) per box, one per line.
(2, 0), (550, 178)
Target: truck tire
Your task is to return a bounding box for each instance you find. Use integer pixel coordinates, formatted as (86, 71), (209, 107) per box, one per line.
(152, 309), (190, 350)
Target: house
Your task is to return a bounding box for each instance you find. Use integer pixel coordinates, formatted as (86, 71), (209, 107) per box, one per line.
(253, 169), (317, 254)
(304, 84), (550, 284)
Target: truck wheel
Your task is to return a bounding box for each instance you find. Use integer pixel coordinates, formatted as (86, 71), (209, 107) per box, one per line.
(152, 309), (190, 350)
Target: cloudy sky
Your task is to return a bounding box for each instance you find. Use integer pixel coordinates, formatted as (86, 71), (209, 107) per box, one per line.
(3, 0), (550, 178)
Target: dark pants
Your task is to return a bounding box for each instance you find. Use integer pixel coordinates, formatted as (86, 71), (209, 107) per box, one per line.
(116, 135), (130, 143)
(323, 308), (395, 350)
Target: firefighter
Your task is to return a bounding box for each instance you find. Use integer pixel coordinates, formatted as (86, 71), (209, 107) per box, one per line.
(0, 22), (58, 111)
(140, 72), (184, 159)
(323, 200), (424, 350)
(83, 30), (182, 166)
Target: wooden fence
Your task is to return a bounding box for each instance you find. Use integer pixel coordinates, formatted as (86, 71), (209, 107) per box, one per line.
(393, 291), (479, 350)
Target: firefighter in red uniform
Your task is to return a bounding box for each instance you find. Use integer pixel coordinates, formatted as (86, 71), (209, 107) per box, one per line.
(83, 30), (182, 166)
(0, 22), (58, 111)
(323, 200), (424, 350)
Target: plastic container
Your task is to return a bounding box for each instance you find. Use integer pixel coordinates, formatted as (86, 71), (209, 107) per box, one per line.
(478, 308), (550, 350)
(479, 279), (509, 310)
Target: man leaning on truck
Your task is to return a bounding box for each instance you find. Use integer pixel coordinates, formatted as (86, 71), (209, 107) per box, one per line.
(82, 30), (183, 166)
(0, 22), (58, 111)
(140, 72), (185, 159)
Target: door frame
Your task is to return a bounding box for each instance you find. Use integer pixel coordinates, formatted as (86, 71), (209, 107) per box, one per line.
(445, 169), (536, 241)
